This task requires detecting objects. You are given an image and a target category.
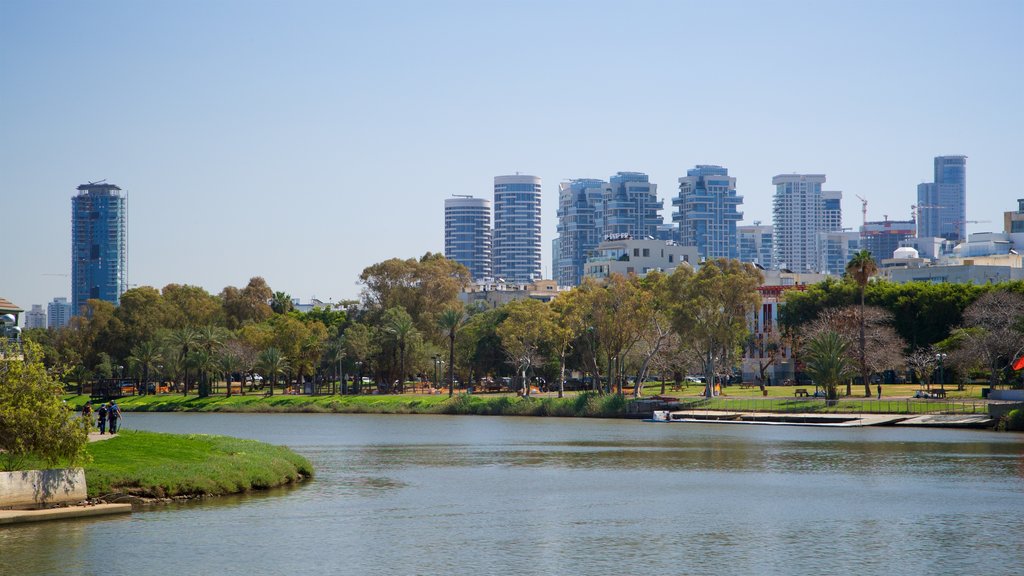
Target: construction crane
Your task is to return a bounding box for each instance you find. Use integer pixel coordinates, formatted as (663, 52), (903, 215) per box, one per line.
(911, 203), (944, 237)
(855, 195), (868, 226)
(953, 219), (992, 240)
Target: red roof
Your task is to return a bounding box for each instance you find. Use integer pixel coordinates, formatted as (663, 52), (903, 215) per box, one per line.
(0, 297), (23, 314)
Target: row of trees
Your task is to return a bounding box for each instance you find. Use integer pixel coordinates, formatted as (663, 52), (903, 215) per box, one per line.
(21, 251), (1024, 400)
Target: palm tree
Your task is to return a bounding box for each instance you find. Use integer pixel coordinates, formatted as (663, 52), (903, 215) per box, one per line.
(217, 351), (241, 398)
(127, 340), (162, 395)
(803, 331), (857, 405)
(437, 307), (465, 397)
(196, 325), (227, 397)
(271, 291), (293, 314)
(385, 310), (417, 393)
(846, 249), (878, 397)
(166, 327), (200, 396)
(256, 347), (289, 396)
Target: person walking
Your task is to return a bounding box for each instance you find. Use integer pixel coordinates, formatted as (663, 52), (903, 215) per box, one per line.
(107, 400), (122, 434)
(81, 401), (93, 428)
(877, 383), (882, 400)
(96, 402), (108, 434)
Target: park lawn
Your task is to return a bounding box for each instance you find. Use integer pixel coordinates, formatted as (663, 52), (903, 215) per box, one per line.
(84, 430), (312, 498)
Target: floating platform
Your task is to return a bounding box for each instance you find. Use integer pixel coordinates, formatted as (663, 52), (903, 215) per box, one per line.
(650, 410), (994, 428)
(0, 503), (132, 526)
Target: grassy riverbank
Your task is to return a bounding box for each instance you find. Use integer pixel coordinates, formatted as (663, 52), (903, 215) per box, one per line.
(64, 392), (630, 418)
(85, 430), (312, 499)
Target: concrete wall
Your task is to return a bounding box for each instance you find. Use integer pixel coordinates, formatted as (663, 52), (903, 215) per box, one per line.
(989, 390), (1024, 402)
(0, 468), (87, 509)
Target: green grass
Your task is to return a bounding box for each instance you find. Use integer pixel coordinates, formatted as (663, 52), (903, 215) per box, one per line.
(83, 430), (312, 499)
(63, 392), (631, 418)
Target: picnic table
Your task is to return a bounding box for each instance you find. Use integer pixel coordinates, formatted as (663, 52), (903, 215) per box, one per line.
(794, 388), (809, 397)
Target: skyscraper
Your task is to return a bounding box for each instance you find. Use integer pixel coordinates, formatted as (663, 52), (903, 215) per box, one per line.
(444, 195), (492, 281)
(72, 182), (127, 315)
(25, 305), (46, 329)
(555, 178), (606, 286)
(47, 297), (73, 329)
(493, 174), (542, 282)
(917, 155), (967, 242)
(772, 174), (827, 273)
(601, 172), (662, 239)
(673, 165), (743, 260)
(738, 223), (774, 269)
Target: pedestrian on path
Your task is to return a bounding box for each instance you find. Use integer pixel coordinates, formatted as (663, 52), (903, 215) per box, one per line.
(96, 403), (108, 434)
(107, 400), (121, 434)
(81, 401), (93, 427)
(877, 383), (882, 400)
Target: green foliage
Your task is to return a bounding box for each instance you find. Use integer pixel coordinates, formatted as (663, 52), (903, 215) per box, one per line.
(802, 331), (857, 400)
(0, 341), (90, 471)
(1002, 409), (1024, 431)
(84, 431), (312, 498)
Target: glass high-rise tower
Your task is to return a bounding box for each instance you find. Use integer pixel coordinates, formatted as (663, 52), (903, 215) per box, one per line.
(673, 165), (743, 260)
(555, 178), (605, 286)
(601, 172), (662, 239)
(772, 174), (827, 273)
(917, 155), (967, 242)
(493, 174), (542, 282)
(444, 195), (492, 281)
(72, 182), (127, 315)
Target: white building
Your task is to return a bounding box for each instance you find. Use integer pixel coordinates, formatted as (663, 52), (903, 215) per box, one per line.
(47, 297), (73, 329)
(493, 174), (542, 282)
(583, 236), (698, 280)
(445, 195), (492, 281)
(24, 305), (46, 329)
(772, 174), (828, 273)
(738, 223), (774, 269)
(459, 279), (569, 309)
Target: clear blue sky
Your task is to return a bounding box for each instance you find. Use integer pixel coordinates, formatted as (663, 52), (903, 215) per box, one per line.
(2, 0), (1022, 315)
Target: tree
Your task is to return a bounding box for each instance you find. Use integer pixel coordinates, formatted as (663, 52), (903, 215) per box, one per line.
(846, 249), (879, 397)
(802, 331), (856, 403)
(162, 284), (221, 328)
(496, 299), (555, 397)
(437, 307), (466, 397)
(0, 341), (90, 471)
(358, 253), (470, 336)
(221, 277), (273, 329)
(666, 259), (762, 397)
(165, 327), (200, 395)
(127, 340), (162, 395)
(590, 274), (648, 395)
(383, 307), (418, 393)
(271, 291), (294, 315)
(196, 325), (228, 397)
(957, 290), (1024, 388)
(256, 347), (289, 396)
(802, 305), (906, 396)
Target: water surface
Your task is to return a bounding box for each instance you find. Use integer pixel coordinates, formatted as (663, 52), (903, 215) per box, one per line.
(2, 413), (1022, 576)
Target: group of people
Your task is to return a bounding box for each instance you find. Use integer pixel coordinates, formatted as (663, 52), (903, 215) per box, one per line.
(80, 400), (122, 434)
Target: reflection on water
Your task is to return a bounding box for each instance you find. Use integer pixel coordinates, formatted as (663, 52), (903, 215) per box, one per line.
(3, 413), (1023, 576)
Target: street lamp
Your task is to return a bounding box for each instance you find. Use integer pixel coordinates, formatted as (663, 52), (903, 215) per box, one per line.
(433, 354), (440, 389)
(935, 353), (947, 390)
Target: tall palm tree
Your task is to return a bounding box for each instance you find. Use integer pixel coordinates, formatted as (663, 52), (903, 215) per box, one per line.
(217, 350), (241, 398)
(270, 291), (293, 314)
(127, 340), (162, 395)
(846, 249), (878, 397)
(196, 326), (228, 396)
(385, 312), (417, 393)
(257, 347), (289, 397)
(803, 331), (857, 405)
(166, 327), (200, 396)
(437, 307), (466, 397)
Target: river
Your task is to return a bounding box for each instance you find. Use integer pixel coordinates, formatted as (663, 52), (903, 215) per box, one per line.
(2, 413), (1022, 575)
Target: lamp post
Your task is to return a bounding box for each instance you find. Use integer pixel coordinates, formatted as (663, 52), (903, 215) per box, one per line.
(433, 354), (440, 390)
(935, 353), (947, 390)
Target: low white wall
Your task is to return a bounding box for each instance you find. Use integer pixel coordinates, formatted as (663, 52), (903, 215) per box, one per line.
(0, 468), (87, 509)
(989, 389), (1024, 401)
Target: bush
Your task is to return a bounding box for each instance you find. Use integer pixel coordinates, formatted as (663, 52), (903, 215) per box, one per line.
(1002, 409), (1024, 431)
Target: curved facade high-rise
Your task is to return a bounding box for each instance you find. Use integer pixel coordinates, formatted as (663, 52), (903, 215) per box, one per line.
(555, 178), (605, 286)
(444, 195), (492, 281)
(493, 174), (542, 282)
(72, 182), (127, 315)
(673, 165), (743, 260)
(601, 172), (662, 239)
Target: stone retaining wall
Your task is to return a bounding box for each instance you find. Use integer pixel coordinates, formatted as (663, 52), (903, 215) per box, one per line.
(0, 468), (87, 509)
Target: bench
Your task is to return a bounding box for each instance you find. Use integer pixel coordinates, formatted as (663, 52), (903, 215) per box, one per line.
(794, 388), (809, 397)
(932, 389), (947, 398)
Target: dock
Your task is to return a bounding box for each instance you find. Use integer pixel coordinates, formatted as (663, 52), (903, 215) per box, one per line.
(658, 410), (995, 428)
(0, 503), (132, 526)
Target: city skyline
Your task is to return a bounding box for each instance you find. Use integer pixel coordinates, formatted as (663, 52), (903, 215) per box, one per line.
(2, 1), (1020, 312)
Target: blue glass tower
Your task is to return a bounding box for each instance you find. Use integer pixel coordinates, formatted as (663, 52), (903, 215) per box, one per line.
(601, 172), (662, 239)
(72, 182), (127, 315)
(445, 195), (492, 281)
(673, 165), (743, 260)
(555, 178), (605, 286)
(493, 174), (542, 282)
(917, 155), (967, 242)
